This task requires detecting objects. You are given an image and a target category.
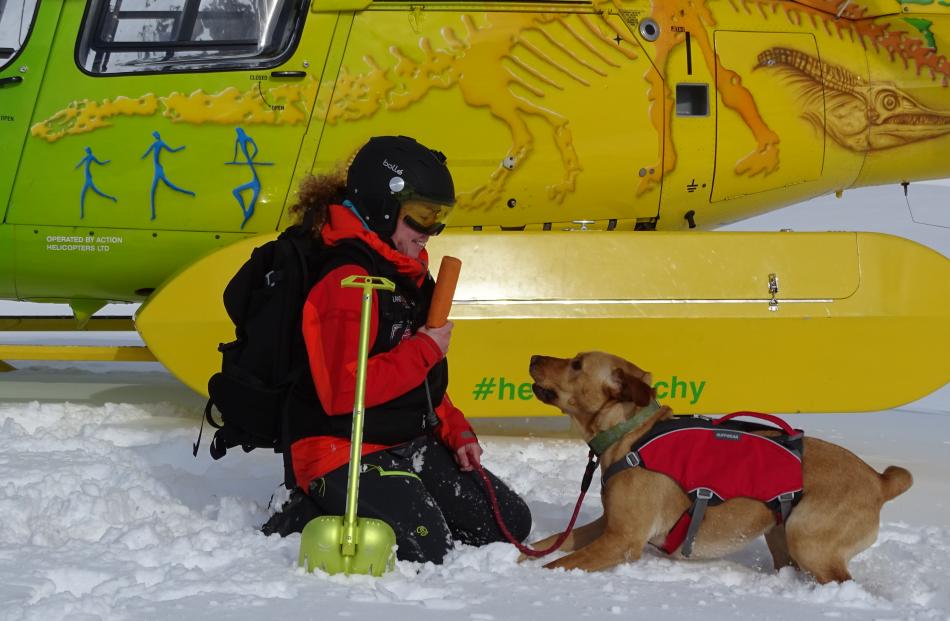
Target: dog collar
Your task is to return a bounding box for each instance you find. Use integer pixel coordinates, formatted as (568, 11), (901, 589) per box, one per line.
(587, 400), (662, 457)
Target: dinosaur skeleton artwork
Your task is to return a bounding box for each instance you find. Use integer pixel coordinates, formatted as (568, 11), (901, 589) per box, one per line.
(31, 80), (319, 143)
(321, 11), (642, 211)
(758, 46), (950, 151)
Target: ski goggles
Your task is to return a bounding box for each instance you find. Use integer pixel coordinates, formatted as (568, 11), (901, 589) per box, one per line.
(399, 199), (454, 236)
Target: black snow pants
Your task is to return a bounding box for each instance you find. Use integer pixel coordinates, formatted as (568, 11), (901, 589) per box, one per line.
(308, 435), (532, 564)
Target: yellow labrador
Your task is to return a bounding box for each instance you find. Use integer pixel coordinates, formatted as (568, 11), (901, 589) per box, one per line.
(527, 351), (912, 583)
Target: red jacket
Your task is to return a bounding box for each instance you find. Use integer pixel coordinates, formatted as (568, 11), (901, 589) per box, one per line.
(291, 205), (477, 492)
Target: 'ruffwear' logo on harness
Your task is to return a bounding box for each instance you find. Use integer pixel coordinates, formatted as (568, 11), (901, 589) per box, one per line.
(383, 159), (404, 175)
(714, 430), (741, 441)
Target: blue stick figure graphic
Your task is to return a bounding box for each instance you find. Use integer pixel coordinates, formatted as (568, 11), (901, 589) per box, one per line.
(141, 131), (195, 220)
(225, 127), (273, 228)
(75, 147), (117, 219)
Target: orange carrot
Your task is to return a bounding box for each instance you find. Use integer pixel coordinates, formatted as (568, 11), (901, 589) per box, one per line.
(427, 256), (462, 328)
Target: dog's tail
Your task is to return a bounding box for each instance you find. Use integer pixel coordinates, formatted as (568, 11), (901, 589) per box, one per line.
(879, 466), (913, 502)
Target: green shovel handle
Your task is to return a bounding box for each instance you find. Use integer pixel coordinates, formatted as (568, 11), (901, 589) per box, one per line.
(338, 275), (395, 555)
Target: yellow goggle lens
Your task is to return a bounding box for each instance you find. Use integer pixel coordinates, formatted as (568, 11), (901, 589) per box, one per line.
(399, 200), (453, 231)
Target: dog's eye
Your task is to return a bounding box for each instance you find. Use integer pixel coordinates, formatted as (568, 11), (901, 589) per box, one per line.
(571, 358), (582, 370)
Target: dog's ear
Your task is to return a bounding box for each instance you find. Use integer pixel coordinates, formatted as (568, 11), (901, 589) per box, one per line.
(609, 368), (654, 407)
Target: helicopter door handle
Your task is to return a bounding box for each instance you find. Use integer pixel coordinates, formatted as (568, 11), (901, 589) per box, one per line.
(0, 76), (23, 87)
(270, 71), (306, 78)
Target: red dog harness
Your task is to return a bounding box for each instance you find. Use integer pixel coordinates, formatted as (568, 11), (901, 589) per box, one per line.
(599, 411), (804, 557)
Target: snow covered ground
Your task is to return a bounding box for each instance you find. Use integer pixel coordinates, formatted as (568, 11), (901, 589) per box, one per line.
(1, 183), (948, 620)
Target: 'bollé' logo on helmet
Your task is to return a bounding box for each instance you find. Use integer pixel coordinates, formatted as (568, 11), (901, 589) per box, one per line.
(383, 159), (404, 176)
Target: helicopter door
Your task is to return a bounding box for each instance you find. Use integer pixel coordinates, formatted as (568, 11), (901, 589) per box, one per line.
(710, 31), (825, 203)
(7, 0), (329, 234)
(0, 0), (48, 219)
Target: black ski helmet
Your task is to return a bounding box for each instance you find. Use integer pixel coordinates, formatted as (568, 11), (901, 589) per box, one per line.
(345, 136), (455, 238)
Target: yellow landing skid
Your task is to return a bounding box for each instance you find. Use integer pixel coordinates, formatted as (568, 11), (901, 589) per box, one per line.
(0, 316), (150, 371)
(136, 231), (950, 416)
(0, 345), (156, 371)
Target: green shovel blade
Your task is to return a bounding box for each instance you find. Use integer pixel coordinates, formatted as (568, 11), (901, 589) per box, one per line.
(298, 515), (397, 577)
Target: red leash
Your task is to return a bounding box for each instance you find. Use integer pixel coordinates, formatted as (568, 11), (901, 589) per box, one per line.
(475, 451), (599, 558)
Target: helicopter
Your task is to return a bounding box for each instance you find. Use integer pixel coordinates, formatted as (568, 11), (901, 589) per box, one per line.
(1, 0), (948, 420)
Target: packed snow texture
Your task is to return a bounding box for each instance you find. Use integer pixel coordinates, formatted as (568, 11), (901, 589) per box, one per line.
(0, 398), (947, 620)
(1, 184), (948, 620)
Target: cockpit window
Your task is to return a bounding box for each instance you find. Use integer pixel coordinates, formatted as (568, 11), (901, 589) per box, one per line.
(77, 0), (307, 75)
(0, 0), (40, 70)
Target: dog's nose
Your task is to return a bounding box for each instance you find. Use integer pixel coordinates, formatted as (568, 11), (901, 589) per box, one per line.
(530, 355), (540, 366)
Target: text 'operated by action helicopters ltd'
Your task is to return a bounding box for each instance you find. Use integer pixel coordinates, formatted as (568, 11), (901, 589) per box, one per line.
(0, 0), (948, 424)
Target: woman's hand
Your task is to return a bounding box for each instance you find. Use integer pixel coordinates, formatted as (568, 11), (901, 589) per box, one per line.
(418, 321), (453, 356)
(454, 442), (483, 472)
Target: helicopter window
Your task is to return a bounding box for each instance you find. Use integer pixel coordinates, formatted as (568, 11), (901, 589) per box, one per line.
(675, 83), (709, 117)
(0, 0), (40, 69)
(77, 0), (306, 75)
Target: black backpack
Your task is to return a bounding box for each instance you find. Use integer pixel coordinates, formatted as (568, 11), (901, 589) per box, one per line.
(193, 217), (321, 488)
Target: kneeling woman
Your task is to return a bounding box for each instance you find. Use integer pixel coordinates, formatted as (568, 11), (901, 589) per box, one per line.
(270, 136), (531, 564)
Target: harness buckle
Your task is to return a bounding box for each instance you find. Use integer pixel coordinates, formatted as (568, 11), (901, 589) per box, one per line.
(682, 488), (715, 558)
(777, 491), (797, 524)
(696, 487), (715, 501)
(624, 451), (640, 468)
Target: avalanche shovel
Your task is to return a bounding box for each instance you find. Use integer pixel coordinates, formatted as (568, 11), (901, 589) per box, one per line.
(298, 275), (398, 577)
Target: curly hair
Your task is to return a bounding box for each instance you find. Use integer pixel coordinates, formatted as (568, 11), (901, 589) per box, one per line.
(288, 170), (347, 238)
